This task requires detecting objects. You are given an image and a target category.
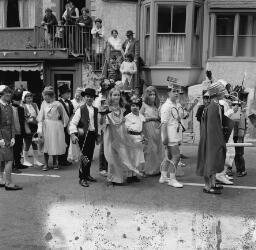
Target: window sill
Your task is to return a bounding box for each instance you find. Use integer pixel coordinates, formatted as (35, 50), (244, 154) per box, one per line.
(142, 65), (202, 70)
(0, 27), (34, 31)
(208, 57), (256, 62)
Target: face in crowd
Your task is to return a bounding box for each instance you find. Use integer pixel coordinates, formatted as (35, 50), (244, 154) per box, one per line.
(25, 94), (33, 104)
(168, 87), (179, 102)
(84, 94), (94, 106)
(111, 90), (121, 105)
(111, 30), (118, 39)
(131, 103), (140, 116)
(148, 91), (156, 104)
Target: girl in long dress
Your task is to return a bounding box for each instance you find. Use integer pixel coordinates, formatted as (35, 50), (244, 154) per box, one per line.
(104, 88), (143, 185)
(37, 87), (68, 171)
(140, 86), (164, 175)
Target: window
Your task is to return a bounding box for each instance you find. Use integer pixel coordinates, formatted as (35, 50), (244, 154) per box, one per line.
(192, 5), (202, 65)
(0, 0), (35, 28)
(7, 0), (20, 27)
(212, 13), (256, 57)
(144, 6), (150, 64)
(238, 14), (256, 57)
(156, 5), (186, 63)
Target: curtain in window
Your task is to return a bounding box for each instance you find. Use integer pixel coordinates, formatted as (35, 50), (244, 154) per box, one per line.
(156, 35), (185, 62)
(18, 0), (24, 27)
(0, 0), (7, 28)
(27, 0), (35, 27)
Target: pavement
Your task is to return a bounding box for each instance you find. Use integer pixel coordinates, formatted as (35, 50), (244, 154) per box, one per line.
(1, 145), (256, 250)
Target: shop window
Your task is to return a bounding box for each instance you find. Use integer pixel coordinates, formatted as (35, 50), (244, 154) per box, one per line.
(156, 5), (186, 63)
(7, 0), (20, 27)
(212, 12), (256, 58)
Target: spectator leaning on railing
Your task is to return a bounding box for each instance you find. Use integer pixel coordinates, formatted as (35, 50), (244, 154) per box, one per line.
(41, 8), (58, 45)
(77, 8), (93, 58)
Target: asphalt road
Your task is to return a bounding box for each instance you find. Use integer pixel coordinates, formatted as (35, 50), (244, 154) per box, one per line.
(1, 145), (256, 250)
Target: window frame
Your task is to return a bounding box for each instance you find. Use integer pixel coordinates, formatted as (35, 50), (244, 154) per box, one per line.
(154, 2), (188, 65)
(210, 10), (256, 60)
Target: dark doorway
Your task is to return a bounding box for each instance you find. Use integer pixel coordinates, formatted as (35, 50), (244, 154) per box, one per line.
(7, 0), (20, 27)
(54, 73), (73, 99)
(61, 0), (86, 16)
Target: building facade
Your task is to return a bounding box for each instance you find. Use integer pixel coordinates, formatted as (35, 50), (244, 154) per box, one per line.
(0, 0), (255, 136)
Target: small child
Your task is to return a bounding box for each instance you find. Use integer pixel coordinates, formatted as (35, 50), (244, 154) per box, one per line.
(120, 53), (137, 90)
(125, 96), (145, 182)
(55, 20), (64, 48)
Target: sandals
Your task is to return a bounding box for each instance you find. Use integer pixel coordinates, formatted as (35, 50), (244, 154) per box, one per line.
(203, 188), (222, 194)
(237, 171), (247, 177)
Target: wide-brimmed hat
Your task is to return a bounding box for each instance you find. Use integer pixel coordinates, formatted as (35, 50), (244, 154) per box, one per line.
(45, 8), (52, 13)
(207, 80), (226, 96)
(84, 88), (97, 97)
(59, 84), (71, 95)
(126, 30), (134, 36)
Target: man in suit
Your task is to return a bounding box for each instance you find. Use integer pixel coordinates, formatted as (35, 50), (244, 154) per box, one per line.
(12, 89), (26, 173)
(122, 30), (140, 89)
(69, 88), (100, 187)
(58, 84), (74, 166)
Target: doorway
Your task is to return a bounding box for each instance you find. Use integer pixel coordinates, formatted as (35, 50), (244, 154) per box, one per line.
(61, 0), (86, 16)
(54, 73), (74, 99)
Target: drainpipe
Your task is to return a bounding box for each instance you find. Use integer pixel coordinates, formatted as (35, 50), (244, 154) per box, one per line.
(137, 0), (142, 42)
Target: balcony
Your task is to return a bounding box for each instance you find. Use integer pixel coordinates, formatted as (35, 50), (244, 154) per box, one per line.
(34, 25), (104, 71)
(0, 26), (104, 71)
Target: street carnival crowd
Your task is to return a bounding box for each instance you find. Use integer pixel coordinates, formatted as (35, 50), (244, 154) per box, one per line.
(0, 69), (249, 194)
(0, 3), (250, 193)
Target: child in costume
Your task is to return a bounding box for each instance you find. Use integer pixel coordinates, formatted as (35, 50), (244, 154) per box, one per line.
(0, 85), (22, 190)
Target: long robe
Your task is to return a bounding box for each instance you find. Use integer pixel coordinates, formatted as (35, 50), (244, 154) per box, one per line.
(196, 100), (226, 177)
(104, 108), (143, 183)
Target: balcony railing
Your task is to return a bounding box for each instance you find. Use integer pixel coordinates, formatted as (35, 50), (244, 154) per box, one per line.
(34, 25), (105, 71)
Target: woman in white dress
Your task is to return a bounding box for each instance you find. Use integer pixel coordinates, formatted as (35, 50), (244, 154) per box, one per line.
(106, 29), (124, 62)
(37, 86), (68, 171)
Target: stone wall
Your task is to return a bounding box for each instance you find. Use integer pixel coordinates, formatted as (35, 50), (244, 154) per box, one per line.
(92, 0), (137, 41)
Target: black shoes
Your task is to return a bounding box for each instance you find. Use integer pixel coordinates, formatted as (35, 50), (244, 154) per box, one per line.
(5, 185), (23, 191)
(79, 179), (89, 187)
(180, 154), (189, 159)
(86, 176), (97, 182)
(12, 168), (22, 174)
(127, 176), (140, 183)
(237, 171), (247, 177)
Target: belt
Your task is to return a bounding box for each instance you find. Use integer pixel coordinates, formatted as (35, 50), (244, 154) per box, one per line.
(128, 130), (142, 135)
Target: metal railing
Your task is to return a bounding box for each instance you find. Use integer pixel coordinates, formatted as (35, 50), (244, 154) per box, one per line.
(34, 25), (105, 71)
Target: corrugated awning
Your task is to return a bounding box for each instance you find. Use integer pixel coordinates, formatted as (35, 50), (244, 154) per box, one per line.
(208, 0), (256, 8)
(0, 63), (43, 72)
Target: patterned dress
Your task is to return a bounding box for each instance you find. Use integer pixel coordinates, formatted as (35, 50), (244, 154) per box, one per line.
(140, 103), (164, 175)
(0, 102), (15, 161)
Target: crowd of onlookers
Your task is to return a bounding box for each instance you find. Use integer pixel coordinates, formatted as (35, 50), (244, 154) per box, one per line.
(41, 1), (141, 88)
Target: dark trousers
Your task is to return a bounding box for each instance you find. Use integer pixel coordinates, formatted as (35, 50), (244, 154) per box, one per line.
(78, 131), (96, 180)
(99, 132), (108, 172)
(234, 137), (245, 173)
(13, 134), (23, 167)
(59, 127), (70, 164)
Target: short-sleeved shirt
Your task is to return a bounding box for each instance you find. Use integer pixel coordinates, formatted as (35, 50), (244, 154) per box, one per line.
(125, 113), (145, 133)
(160, 98), (182, 145)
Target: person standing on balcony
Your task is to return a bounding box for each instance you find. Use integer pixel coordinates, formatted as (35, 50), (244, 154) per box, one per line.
(77, 8), (93, 59)
(41, 8), (58, 47)
(122, 30), (140, 89)
(91, 18), (105, 70)
(58, 84), (74, 167)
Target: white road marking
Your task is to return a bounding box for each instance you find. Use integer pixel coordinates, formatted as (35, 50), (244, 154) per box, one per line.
(12, 173), (60, 178)
(183, 182), (256, 190)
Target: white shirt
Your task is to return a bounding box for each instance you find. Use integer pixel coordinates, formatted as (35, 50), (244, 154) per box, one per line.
(160, 99), (183, 144)
(108, 36), (122, 51)
(125, 113), (145, 132)
(69, 104), (97, 135)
